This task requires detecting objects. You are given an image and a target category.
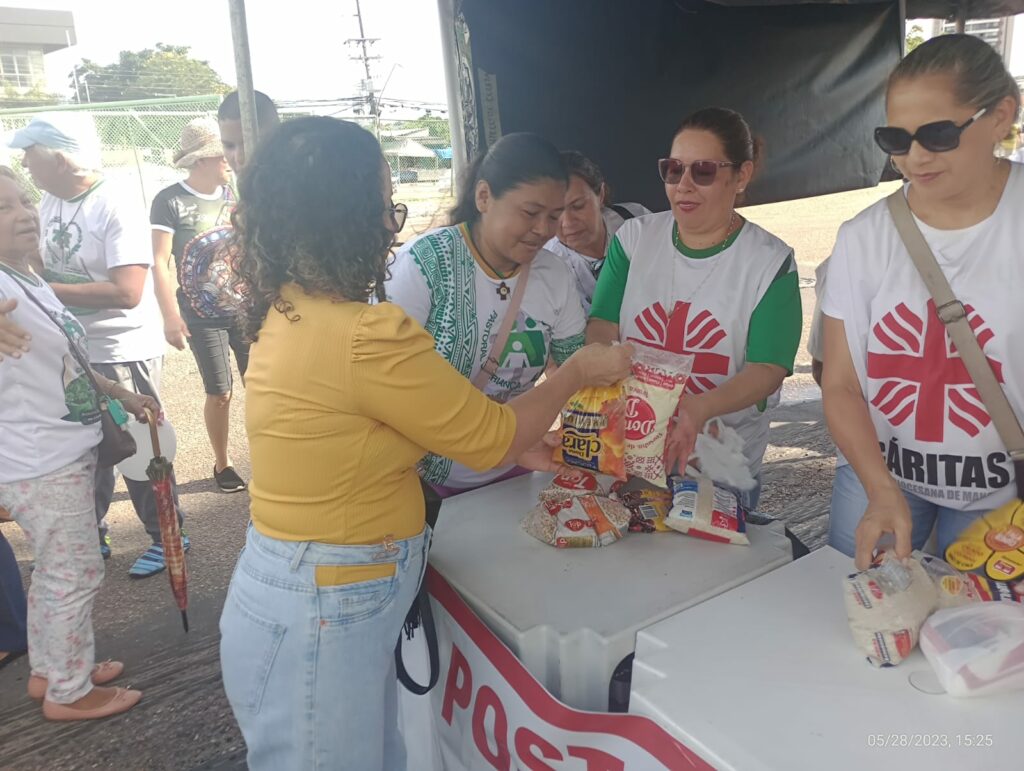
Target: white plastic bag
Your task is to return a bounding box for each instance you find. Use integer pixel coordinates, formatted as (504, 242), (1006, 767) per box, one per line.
(920, 603), (1024, 698)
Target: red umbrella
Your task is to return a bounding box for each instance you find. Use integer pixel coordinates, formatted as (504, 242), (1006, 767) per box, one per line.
(144, 409), (189, 632)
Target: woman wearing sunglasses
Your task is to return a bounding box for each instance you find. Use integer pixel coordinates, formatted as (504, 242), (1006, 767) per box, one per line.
(545, 151), (649, 314)
(821, 34), (1022, 570)
(387, 133), (587, 497)
(587, 108), (801, 506)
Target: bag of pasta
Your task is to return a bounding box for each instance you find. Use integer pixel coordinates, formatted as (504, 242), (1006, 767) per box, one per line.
(552, 384), (627, 480)
(624, 348), (694, 487)
(522, 494), (631, 548)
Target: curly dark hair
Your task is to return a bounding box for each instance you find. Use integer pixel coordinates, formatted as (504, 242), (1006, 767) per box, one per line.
(232, 117), (394, 341)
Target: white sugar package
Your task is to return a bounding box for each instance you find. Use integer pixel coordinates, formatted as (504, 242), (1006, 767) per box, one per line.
(920, 603), (1024, 698)
(844, 552), (937, 667)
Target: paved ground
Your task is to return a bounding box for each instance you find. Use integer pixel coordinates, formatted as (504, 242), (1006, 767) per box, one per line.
(0, 183), (896, 770)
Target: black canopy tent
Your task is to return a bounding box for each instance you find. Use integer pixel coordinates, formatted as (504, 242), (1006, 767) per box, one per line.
(437, 0), (1024, 207)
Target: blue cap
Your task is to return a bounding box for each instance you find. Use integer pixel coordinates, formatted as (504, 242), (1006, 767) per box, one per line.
(7, 112), (102, 168)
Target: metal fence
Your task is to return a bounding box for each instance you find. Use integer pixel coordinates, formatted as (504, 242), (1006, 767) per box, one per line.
(0, 96), (455, 221)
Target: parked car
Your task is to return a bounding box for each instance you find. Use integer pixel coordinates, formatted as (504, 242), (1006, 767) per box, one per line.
(398, 169), (418, 183)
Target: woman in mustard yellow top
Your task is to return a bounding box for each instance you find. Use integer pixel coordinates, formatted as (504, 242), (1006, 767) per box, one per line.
(218, 117), (631, 771)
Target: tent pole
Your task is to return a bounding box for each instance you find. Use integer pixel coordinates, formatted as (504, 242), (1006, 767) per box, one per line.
(228, 0), (260, 162)
(437, 0), (468, 195)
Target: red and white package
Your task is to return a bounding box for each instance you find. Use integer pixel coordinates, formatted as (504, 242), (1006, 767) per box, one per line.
(623, 348), (694, 488)
(538, 469), (613, 503)
(522, 494), (631, 548)
(666, 474), (749, 545)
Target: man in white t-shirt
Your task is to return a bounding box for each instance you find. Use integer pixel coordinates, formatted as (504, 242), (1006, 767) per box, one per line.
(7, 113), (187, 578)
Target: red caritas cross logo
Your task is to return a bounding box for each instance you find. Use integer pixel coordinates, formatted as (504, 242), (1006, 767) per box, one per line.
(628, 301), (728, 393)
(867, 300), (1004, 442)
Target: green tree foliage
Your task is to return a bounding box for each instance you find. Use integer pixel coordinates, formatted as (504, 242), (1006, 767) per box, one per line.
(72, 44), (231, 103)
(906, 25), (926, 54)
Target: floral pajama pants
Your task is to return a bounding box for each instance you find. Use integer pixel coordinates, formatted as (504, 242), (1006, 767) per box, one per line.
(0, 450), (103, 703)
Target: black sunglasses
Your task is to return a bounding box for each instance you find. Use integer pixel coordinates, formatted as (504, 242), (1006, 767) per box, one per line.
(389, 202), (408, 232)
(874, 108), (987, 156)
(658, 158), (738, 187)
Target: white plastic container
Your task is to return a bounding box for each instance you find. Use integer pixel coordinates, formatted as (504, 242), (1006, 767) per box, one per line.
(428, 472), (792, 712)
(629, 547), (1018, 771)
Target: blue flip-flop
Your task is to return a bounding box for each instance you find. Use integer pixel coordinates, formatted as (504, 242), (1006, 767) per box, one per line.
(128, 535), (190, 579)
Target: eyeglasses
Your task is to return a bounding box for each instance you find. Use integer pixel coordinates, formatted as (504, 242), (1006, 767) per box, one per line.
(658, 158), (739, 187)
(389, 202), (408, 232)
(874, 108), (986, 156)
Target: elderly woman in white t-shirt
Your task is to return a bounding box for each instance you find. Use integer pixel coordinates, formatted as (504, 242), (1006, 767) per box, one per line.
(545, 151), (650, 314)
(822, 35), (1024, 569)
(0, 169), (155, 721)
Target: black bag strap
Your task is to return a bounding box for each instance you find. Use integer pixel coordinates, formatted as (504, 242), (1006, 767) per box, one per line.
(6, 270), (107, 402)
(608, 203), (638, 221)
(394, 480), (443, 695)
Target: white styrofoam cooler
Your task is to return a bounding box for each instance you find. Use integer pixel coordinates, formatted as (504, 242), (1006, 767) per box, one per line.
(629, 546), (1019, 771)
(428, 472), (793, 712)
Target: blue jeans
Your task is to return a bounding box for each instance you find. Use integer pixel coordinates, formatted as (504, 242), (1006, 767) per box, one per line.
(0, 530), (27, 653)
(220, 524), (429, 771)
(828, 464), (983, 558)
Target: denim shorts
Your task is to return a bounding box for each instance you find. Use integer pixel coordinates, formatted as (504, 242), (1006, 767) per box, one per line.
(186, 322), (249, 396)
(220, 524), (429, 771)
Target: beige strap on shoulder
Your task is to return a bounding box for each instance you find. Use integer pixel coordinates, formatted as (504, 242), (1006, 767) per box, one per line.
(886, 189), (1024, 495)
(472, 261), (532, 391)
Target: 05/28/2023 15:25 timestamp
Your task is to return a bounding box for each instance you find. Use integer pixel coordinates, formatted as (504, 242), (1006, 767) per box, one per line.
(867, 734), (994, 748)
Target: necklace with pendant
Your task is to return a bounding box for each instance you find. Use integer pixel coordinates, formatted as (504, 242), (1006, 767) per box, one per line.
(672, 212), (742, 305)
(476, 250), (520, 300)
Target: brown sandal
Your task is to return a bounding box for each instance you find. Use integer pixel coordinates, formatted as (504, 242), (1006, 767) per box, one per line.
(27, 660), (125, 701)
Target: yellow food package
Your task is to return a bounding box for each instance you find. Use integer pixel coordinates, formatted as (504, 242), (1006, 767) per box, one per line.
(552, 384), (627, 480)
(945, 499), (1024, 582)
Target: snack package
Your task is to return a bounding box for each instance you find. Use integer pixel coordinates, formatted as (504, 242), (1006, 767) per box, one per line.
(843, 552), (937, 667)
(538, 468), (613, 503)
(553, 384), (627, 480)
(522, 494), (631, 548)
(920, 603), (1024, 698)
(665, 474), (749, 545)
(916, 552), (1024, 608)
(945, 499), (1024, 581)
(623, 348), (694, 488)
(618, 485), (674, 533)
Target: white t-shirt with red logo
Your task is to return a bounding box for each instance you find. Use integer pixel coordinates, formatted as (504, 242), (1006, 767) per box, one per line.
(609, 212), (796, 479)
(822, 165), (1024, 511)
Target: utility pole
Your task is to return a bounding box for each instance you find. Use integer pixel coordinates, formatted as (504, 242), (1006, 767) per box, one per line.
(347, 0), (382, 133)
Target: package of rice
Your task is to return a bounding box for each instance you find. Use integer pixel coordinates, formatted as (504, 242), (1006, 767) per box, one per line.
(618, 485), (674, 533)
(623, 348), (694, 488)
(843, 552), (937, 667)
(539, 469), (613, 503)
(553, 384), (627, 480)
(666, 474), (749, 545)
(522, 494), (631, 548)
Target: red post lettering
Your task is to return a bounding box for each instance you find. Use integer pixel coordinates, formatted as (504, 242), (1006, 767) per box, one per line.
(514, 727), (564, 771)
(472, 686), (512, 771)
(441, 644), (473, 725)
(567, 746), (626, 771)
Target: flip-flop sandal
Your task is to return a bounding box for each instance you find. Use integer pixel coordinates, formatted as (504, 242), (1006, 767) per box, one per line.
(27, 660), (125, 701)
(0, 650), (26, 672)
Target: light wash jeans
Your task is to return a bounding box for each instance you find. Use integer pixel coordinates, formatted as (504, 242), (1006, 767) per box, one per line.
(220, 524), (429, 771)
(0, 450), (103, 703)
(828, 464), (983, 558)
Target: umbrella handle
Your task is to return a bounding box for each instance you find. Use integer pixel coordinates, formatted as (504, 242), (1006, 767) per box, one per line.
(143, 407), (162, 456)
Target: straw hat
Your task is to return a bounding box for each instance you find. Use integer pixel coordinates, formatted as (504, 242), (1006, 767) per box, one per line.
(173, 117), (224, 168)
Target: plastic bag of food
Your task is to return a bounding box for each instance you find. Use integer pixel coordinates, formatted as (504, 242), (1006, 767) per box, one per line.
(920, 602), (1024, 698)
(522, 494), (631, 548)
(918, 552), (1024, 608)
(691, 418), (757, 492)
(666, 474), (749, 545)
(624, 348), (694, 488)
(945, 499), (1024, 582)
(844, 552), (937, 667)
(553, 384), (626, 480)
(617, 485), (674, 533)
(538, 469), (613, 503)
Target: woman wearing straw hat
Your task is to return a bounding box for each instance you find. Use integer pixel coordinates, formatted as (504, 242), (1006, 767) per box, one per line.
(150, 117), (248, 493)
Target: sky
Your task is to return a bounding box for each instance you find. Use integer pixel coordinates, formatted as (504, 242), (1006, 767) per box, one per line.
(13, 0), (449, 110)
